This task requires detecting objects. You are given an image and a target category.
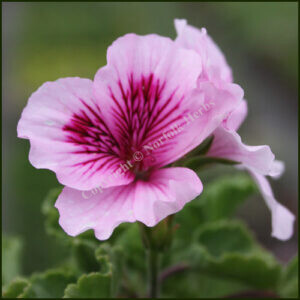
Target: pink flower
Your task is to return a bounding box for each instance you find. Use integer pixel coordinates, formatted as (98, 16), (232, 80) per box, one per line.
(17, 33), (242, 240)
(174, 19), (295, 241)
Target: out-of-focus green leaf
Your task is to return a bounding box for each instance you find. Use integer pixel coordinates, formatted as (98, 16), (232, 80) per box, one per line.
(116, 224), (146, 296)
(192, 221), (281, 288)
(278, 256), (298, 298)
(63, 243), (116, 298)
(42, 187), (65, 240)
(161, 268), (248, 298)
(2, 278), (29, 298)
(20, 268), (76, 298)
(162, 220), (281, 297)
(95, 244), (123, 297)
(195, 220), (254, 256)
(71, 238), (98, 273)
(63, 273), (111, 298)
(175, 174), (257, 245)
(2, 236), (23, 285)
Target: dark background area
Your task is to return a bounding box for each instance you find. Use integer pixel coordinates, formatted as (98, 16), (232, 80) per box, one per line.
(2, 2), (298, 275)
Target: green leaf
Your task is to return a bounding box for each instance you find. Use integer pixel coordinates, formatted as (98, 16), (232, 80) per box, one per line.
(42, 187), (65, 240)
(71, 238), (98, 273)
(194, 221), (281, 288)
(2, 235), (23, 285)
(195, 220), (254, 257)
(63, 244), (115, 298)
(278, 256), (298, 298)
(63, 273), (111, 298)
(162, 220), (281, 297)
(20, 268), (76, 298)
(161, 268), (248, 298)
(2, 278), (29, 298)
(115, 224), (146, 297)
(198, 174), (257, 222)
(95, 244), (123, 297)
(175, 174), (257, 246)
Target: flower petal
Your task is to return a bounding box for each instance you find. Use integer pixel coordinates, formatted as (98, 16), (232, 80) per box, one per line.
(137, 81), (243, 169)
(174, 19), (232, 84)
(223, 99), (248, 131)
(17, 77), (134, 190)
(207, 126), (275, 175)
(55, 167), (202, 240)
(93, 33), (202, 164)
(133, 167), (203, 226)
(248, 169), (295, 241)
(269, 160), (285, 179)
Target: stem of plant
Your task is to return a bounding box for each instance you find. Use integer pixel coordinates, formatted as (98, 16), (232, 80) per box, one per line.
(147, 247), (159, 298)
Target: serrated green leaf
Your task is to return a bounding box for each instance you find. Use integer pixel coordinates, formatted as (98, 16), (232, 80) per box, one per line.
(95, 244), (123, 297)
(42, 187), (65, 240)
(2, 235), (23, 285)
(175, 174), (257, 246)
(278, 256), (298, 298)
(20, 268), (76, 298)
(2, 278), (29, 298)
(71, 238), (98, 273)
(195, 220), (254, 257)
(197, 174), (257, 222)
(188, 221), (280, 288)
(161, 268), (248, 298)
(63, 272), (111, 298)
(163, 220), (281, 297)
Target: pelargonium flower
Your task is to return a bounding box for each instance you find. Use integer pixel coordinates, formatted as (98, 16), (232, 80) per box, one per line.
(17, 33), (242, 240)
(174, 19), (295, 240)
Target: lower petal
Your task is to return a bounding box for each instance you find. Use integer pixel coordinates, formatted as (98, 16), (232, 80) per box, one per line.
(55, 167), (202, 240)
(248, 169), (295, 241)
(133, 167), (203, 226)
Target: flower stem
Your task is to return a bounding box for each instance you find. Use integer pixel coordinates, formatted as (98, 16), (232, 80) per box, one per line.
(139, 217), (175, 298)
(147, 247), (159, 298)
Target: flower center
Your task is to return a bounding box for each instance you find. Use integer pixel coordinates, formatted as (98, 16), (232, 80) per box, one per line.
(134, 169), (150, 182)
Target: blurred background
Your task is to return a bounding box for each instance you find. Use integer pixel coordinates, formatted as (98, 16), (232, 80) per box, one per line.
(2, 2), (298, 276)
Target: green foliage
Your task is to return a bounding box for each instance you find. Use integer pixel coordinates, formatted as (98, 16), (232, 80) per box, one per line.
(162, 221), (282, 297)
(2, 278), (29, 298)
(20, 269), (76, 298)
(64, 273), (111, 298)
(42, 187), (64, 240)
(190, 221), (281, 288)
(3, 175), (297, 298)
(278, 256), (299, 298)
(175, 174), (257, 245)
(64, 245), (114, 298)
(2, 236), (23, 285)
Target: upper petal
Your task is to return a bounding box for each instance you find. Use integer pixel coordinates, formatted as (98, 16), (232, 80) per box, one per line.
(222, 99), (248, 131)
(93, 33), (203, 171)
(147, 81), (243, 168)
(17, 77), (134, 190)
(174, 19), (233, 84)
(55, 167), (203, 240)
